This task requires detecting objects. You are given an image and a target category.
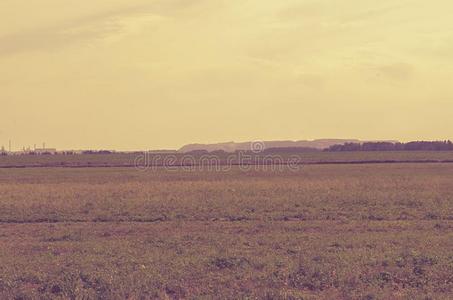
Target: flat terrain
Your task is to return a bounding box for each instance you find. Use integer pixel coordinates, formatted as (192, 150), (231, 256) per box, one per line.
(0, 163), (452, 299)
(2, 151), (453, 168)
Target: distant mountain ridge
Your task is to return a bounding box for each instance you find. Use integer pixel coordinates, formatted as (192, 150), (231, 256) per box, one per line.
(178, 139), (398, 153)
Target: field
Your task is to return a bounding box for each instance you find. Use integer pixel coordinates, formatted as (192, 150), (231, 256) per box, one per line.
(2, 151), (453, 168)
(0, 161), (452, 299)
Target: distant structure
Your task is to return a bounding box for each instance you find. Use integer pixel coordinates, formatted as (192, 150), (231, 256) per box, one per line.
(34, 148), (57, 155)
(28, 142), (57, 155)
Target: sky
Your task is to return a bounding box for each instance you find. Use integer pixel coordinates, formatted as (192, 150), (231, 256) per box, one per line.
(1, 0), (453, 150)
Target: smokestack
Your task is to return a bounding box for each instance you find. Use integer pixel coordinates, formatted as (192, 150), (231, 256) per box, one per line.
(8, 140), (11, 152)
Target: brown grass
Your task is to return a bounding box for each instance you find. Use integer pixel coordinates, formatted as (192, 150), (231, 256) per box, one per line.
(2, 151), (453, 168)
(0, 164), (452, 299)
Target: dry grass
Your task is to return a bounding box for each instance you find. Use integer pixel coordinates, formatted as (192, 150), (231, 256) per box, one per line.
(0, 164), (452, 299)
(1, 151), (453, 168)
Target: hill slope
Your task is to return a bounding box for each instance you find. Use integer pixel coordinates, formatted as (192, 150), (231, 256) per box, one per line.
(178, 139), (388, 153)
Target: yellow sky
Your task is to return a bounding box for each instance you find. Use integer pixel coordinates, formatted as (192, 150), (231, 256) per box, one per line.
(1, 0), (453, 150)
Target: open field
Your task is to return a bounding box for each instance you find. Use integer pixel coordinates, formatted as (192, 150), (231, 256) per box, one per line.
(0, 163), (452, 299)
(2, 151), (453, 168)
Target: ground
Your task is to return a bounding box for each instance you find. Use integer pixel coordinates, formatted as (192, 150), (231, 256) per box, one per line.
(0, 163), (452, 299)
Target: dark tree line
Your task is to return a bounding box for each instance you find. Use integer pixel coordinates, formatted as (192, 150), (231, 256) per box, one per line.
(82, 150), (113, 154)
(326, 141), (453, 152)
(263, 147), (320, 153)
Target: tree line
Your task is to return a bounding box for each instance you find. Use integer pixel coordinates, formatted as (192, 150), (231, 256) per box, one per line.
(326, 141), (453, 152)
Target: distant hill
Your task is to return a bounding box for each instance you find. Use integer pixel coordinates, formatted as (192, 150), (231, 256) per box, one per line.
(178, 139), (398, 153)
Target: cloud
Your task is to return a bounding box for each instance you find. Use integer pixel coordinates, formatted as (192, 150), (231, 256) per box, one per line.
(339, 3), (405, 24)
(278, 1), (326, 20)
(376, 63), (414, 81)
(0, 5), (162, 56)
(296, 73), (325, 89)
(278, 1), (404, 24)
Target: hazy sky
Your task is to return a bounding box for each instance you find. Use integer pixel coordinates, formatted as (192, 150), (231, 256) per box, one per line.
(1, 0), (453, 150)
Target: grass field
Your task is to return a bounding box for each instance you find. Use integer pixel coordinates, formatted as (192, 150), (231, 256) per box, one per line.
(2, 151), (453, 168)
(0, 163), (452, 299)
